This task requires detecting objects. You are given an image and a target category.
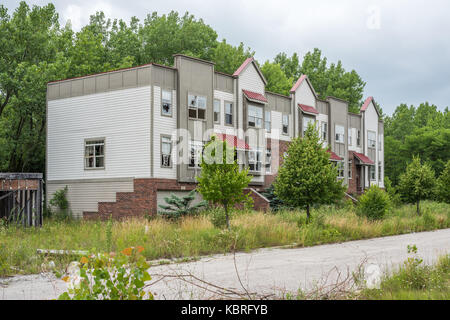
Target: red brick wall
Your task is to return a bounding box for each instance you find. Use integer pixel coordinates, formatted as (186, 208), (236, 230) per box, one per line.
(84, 178), (270, 220)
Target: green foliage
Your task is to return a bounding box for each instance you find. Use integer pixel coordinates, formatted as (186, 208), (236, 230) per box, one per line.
(208, 207), (229, 229)
(49, 186), (71, 220)
(211, 40), (254, 74)
(435, 160), (450, 203)
(384, 103), (449, 186)
(58, 247), (153, 300)
(274, 123), (346, 219)
(196, 136), (253, 229)
(105, 215), (113, 253)
(398, 156), (436, 214)
(158, 190), (208, 220)
(260, 61), (293, 96)
(384, 176), (401, 207)
(261, 184), (293, 212)
(357, 185), (391, 220)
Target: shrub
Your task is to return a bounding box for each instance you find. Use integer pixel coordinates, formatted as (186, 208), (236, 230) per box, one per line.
(49, 186), (71, 220)
(208, 207), (229, 229)
(357, 185), (391, 220)
(158, 190), (208, 220)
(435, 160), (450, 204)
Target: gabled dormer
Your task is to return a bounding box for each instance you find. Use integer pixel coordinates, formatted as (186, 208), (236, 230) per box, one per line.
(290, 74), (319, 137)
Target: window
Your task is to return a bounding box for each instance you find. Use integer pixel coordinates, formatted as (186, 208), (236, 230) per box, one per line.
(321, 122), (328, 141)
(189, 141), (204, 168)
(248, 105), (263, 128)
(161, 136), (172, 167)
(368, 131), (376, 148)
(265, 111), (271, 132)
(265, 149), (272, 173)
(378, 161), (382, 180)
(335, 161), (345, 179)
(335, 125), (345, 143)
(348, 128), (352, 145)
(348, 159), (352, 179)
(161, 90), (172, 116)
(225, 102), (233, 125)
(303, 117), (315, 136)
(85, 139), (105, 169)
(282, 114), (289, 135)
(247, 149), (262, 172)
(214, 99), (220, 124)
(357, 130), (361, 146)
(188, 94), (206, 120)
(370, 165), (376, 181)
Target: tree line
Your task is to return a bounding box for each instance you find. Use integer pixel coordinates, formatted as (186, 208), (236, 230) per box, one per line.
(0, 1), (448, 189)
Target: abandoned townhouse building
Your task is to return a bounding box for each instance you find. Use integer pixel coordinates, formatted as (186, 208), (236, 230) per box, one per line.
(46, 54), (384, 219)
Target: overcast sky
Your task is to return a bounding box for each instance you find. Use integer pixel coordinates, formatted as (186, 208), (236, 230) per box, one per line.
(4, 0), (450, 115)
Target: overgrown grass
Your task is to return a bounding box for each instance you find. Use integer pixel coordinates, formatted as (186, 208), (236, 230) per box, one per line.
(360, 254), (450, 300)
(0, 201), (448, 277)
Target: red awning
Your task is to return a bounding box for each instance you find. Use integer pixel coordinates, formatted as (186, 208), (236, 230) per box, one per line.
(215, 133), (250, 150)
(299, 104), (319, 115)
(243, 89), (268, 104)
(353, 152), (374, 165)
(327, 149), (343, 161)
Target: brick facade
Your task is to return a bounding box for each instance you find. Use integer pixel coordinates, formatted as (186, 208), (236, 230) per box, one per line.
(83, 178), (269, 220)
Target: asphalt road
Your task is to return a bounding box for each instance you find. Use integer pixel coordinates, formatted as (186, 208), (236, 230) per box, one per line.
(1, 229), (449, 300)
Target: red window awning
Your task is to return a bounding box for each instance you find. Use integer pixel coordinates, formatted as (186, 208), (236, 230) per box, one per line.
(215, 133), (250, 150)
(327, 149), (343, 161)
(243, 89), (268, 104)
(353, 152), (374, 165)
(298, 104), (319, 115)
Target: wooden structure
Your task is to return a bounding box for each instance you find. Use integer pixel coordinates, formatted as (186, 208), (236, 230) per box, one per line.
(0, 173), (43, 227)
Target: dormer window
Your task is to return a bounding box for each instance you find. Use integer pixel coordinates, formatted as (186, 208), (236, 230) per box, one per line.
(248, 105), (263, 128)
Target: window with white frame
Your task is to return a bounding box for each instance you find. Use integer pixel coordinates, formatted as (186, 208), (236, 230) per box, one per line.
(303, 117), (315, 136)
(161, 90), (172, 116)
(265, 111), (271, 132)
(214, 99), (220, 124)
(248, 105), (263, 128)
(189, 141), (204, 168)
(188, 94), (206, 120)
(348, 128), (352, 145)
(247, 149), (262, 172)
(357, 130), (361, 146)
(370, 165), (376, 180)
(335, 125), (345, 143)
(85, 139), (105, 169)
(225, 102), (233, 125)
(321, 122), (328, 141)
(161, 136), (172, 167)
(348, 159), (352, 179)
(335, 161), (345, 179)
(368, 131), (376, 148)
(282, 114), (289, 135)
(265, 149), (271, 173)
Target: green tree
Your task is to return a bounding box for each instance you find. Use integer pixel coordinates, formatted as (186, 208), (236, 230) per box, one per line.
(210, 40), (254, 74)
(435, 160), (450, 203)
(274, 52), (301, 80)
(398, 156), (435, 215)
(260, 61), (293, 96)
(274, 123), (346, 220)
(196, 136), (252, 229)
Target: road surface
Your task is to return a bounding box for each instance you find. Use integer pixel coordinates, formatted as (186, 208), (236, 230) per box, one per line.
(1, 229), (449, 299)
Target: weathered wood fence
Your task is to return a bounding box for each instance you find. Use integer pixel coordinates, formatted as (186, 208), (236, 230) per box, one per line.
(0, 173), (43, 227)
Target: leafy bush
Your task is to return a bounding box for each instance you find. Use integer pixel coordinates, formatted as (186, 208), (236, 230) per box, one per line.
(49, 186), (71, 220)
(58, 246), (153, 300)
(357, 185), (391, 220)
(158, 190), (208, 220)
(261, 185), (293, 212)
(384, 176), (401, 207)
(208, 207), (229, 229)
(435, 160), (450, 204)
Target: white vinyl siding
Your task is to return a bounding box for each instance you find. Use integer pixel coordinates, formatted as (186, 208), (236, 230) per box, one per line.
(153, 86), (177, 179)
(47, 86), (151, 181)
